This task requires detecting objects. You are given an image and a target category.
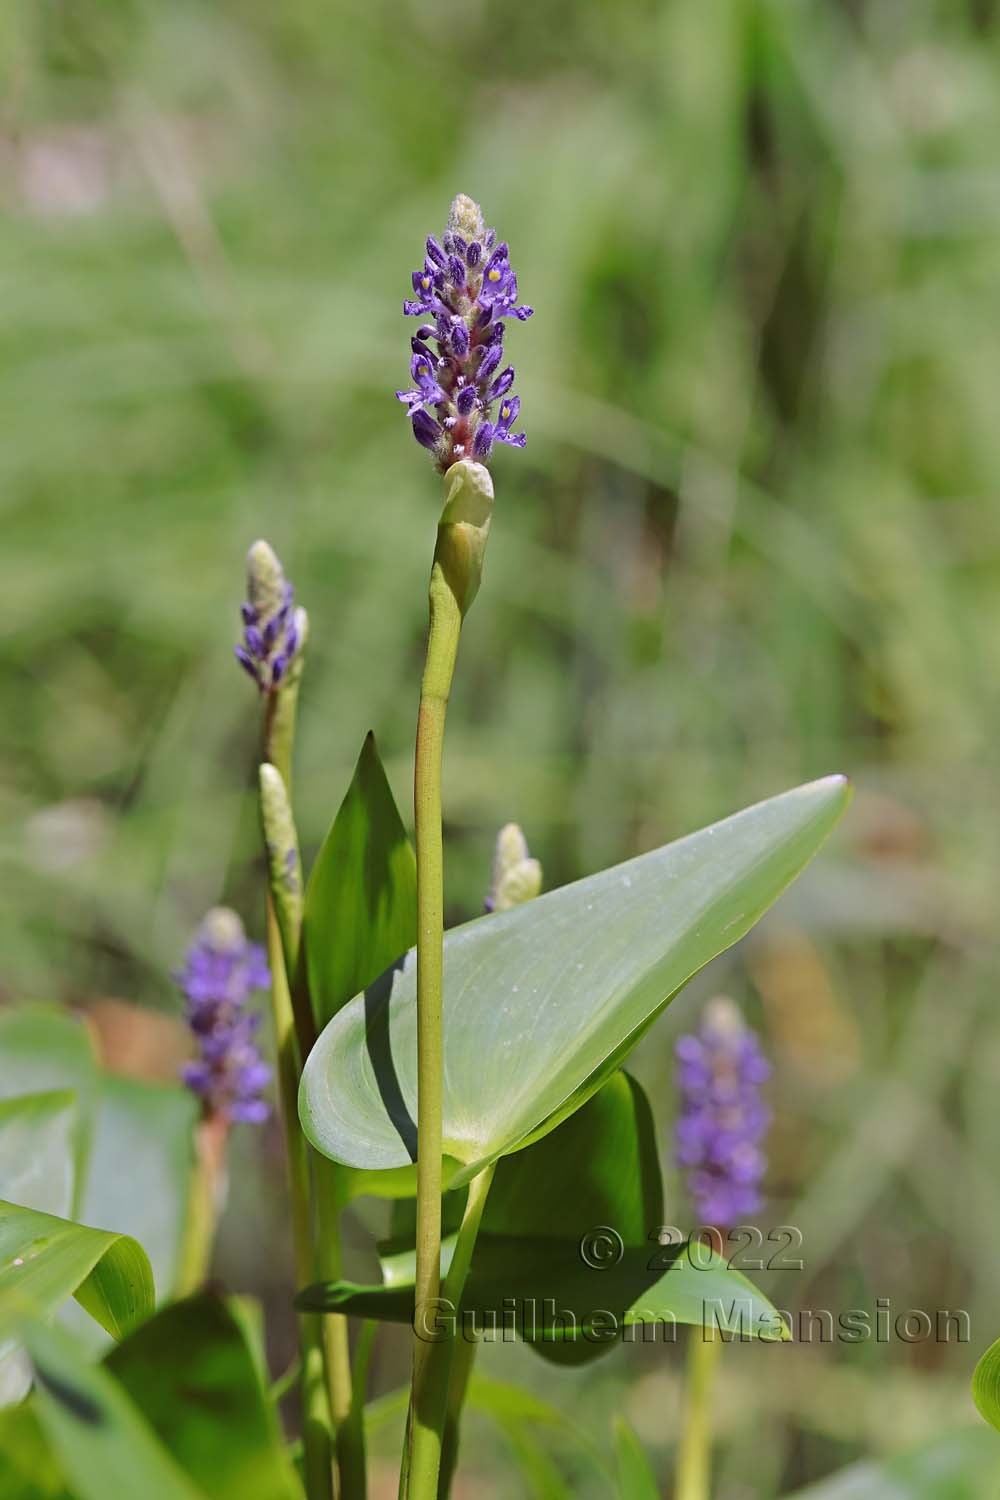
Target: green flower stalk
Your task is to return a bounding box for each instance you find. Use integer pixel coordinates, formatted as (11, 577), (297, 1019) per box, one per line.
(404, 193), (531, 1499)
(407, 459), (495, 1497)
(237, 542), (361, 1500)
(432, 824), (542, 1497)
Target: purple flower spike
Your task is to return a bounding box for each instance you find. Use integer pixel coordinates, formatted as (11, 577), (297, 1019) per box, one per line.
(235, 541), (307, 696)
(176, 907), (272, 1125)
(673, 998), (771, 1231)
(399, 193), (533, 472)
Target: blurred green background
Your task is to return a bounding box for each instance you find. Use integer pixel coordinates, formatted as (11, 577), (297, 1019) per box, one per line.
(2, 0), (1000, 1493)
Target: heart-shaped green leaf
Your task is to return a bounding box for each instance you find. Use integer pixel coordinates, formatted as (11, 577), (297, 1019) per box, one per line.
(380, 1071), (665, 1365)
(384, 1071), (661, 1272)
(105, 1295), (303, 1500)
(0, 1202), (154, 1341)
(300, 776), (849, 1182)
(302, 731), (418, 1029)
(299, 1073), (787, 1348)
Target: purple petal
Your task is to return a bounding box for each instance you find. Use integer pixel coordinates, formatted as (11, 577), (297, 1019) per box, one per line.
(411, 408), (443, 451)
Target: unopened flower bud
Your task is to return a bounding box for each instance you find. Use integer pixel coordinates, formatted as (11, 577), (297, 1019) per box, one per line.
(433, 459), (494, 617)
(487, 822), (543, 912)
(235, 542), (306, 694)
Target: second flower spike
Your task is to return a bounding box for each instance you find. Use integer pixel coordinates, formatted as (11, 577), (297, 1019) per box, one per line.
(235, 540), (307, 693)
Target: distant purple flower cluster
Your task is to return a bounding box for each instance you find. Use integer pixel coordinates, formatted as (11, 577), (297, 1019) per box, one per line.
(234, 541), (304, 693)
(674, 999), (771, 1229)
(177, 908), (272, 1124)
(398, 193), (532, 471)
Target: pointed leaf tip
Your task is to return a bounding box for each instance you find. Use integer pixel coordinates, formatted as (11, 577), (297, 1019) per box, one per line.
(301, 734), (417, 1030)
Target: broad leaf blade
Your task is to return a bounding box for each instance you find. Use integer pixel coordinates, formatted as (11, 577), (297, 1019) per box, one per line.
(302, 731), (418, 1029)
(0, 1009), (98, 1108)
(0, 1092), (78, 1220)
(105, 1295), (303, 1500)
(301, 776), (849, 1180)
(0, 1007), (199, 1309)
(300, 1075), (787, 1347)
(0, 1201), (154, 1341)
(0, 1009), (98, 1213)
(77, 1075), (197, 1306)
(384, 1070), (665, 1366)
(299, 1242), (785, 1345)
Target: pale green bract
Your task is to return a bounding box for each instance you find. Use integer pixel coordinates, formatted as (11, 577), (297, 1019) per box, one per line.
(300, 775), (849, 1183)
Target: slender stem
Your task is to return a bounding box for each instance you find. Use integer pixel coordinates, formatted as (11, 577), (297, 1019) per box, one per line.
(265, 896), (333, 1500)
(411, 562), (462, 1380)
(405, 460), (493, 1499)
(407, 1163), (495, 1499)
(437, 1333), (477, 1498)
(674, 1327), (721, 1500)
(314, 1155), (367, 1499)
(261, 688), (359, 1499)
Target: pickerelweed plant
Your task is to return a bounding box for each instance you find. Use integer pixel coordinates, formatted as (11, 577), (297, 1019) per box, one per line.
(0, 195), (855, 1500)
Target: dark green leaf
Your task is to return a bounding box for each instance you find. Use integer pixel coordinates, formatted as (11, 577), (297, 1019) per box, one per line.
(105, 1294), (303, 1500)
(385, 1071), (663, 1365)
(19, 1317), (206, 1500)
(301, 778), (849, 1183)
(300, 1076), (787, 1347)
(302, 731), (418, 1030)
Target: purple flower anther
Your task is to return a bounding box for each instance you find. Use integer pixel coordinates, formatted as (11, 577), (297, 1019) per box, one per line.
(400, 193), (531, 471)
(673, 998), (771, 1231)
(177, 907), (271, 1124)
(235, 542), (306, 695)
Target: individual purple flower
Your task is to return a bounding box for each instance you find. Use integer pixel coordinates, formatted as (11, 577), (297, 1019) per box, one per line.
(673, 998), (771, 1230)
(399, 194), (532, 471)
(177, 907), (272, 1124)
(235, 540), (307, 693)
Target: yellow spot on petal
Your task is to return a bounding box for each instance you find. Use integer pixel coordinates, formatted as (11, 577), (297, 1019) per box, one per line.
(501, 405), (510, 419)
(488, 268), (501, 281)
(421, 276), (431, 290)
